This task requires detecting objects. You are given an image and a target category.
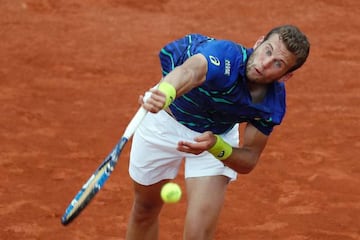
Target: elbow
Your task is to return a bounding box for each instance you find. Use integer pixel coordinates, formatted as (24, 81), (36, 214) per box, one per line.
(236, 154), (260, 175)
(238, 165), (256, 175)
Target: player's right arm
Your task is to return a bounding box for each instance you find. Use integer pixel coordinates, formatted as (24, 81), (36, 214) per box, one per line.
(162, 53), (208, 96)
(140, 53), (208, 113)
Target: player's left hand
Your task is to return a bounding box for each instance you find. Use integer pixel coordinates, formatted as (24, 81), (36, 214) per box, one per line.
(177, 131), (217, 155)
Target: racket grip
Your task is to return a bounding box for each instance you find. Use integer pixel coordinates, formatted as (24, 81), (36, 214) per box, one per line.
(123, 107), (148, 139)
(123, 84), (158, 139)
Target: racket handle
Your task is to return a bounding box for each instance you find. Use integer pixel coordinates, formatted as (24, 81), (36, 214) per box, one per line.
(123, 84), (158, 139)
(123, 107), (148, 139)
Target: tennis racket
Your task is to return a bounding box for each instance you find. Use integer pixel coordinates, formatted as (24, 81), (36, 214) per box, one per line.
(61, 105), (148, 226)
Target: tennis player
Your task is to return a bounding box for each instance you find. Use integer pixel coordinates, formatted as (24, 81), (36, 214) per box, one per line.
(126, 25), (310, 240)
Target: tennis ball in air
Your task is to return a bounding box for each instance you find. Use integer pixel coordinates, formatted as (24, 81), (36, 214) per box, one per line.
(160, 182), (182, 203)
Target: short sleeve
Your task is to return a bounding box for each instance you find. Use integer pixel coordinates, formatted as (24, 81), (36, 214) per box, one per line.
(249, 82), (287, 136)
(196, 40), (243, 90)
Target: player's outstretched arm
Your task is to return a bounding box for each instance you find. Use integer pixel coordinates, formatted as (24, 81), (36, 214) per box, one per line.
(162, 53), (208, 97)
(140, 54), (208, 113)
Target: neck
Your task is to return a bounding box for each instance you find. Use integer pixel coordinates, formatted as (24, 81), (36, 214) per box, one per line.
(247, 81), (268, 103)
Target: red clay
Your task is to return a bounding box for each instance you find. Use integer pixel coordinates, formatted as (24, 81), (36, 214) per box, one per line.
(1, 0), (359, 239)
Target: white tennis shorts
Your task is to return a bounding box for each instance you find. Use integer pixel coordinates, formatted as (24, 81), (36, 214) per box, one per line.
(129, 110), (239, 186)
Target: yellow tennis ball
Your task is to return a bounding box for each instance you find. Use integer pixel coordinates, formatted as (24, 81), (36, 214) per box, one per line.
(160, 182), (182, 203)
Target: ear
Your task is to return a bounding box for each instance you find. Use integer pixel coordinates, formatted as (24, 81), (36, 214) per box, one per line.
(278, 72), (293, 83)
(253, 36), (265, 48)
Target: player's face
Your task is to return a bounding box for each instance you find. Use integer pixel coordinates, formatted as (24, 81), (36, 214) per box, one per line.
(246, 34), (296, 84)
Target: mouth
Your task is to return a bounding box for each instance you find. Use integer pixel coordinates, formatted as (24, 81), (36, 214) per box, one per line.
(255, 67), (262, 76)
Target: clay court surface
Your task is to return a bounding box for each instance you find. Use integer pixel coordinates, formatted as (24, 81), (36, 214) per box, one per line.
(1, 0), (359, 239)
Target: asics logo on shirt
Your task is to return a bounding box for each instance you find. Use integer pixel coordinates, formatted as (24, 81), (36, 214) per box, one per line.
(209, 55), (220, 66)
(225, 59), (231, 76)
(209, 56), (231, 76)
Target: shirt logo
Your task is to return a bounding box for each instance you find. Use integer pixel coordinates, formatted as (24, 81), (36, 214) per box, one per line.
(224, 59), (231, 76)
(209, 55), (220, 66)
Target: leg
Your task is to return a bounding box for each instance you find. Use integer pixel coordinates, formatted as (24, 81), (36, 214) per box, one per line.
(184, 175), (230, 240)
(127, 111), (185, 239)
(126, 179), (168, 240)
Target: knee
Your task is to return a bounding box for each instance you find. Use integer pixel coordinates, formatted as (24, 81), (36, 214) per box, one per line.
(184, 228), (213, 240)
(184, 220), (215, 240)
(129, 180), (168, 224)
(131, 199), (163, 223)
(184, 202), (221, 240)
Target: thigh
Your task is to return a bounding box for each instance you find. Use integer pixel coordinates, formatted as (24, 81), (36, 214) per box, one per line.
(184, 176), (230, 239)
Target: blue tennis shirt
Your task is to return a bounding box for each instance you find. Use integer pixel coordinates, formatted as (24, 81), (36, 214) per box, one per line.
(159, 34), (286, 136)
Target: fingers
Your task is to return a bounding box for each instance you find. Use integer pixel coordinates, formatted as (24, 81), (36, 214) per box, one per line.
(139, 89), (166, 113)
(177, 141), (204, 155)
(177, 131), (216, 155)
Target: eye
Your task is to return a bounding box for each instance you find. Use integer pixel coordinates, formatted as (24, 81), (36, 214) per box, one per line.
(265, 49), (272, 56)
(274, 60), (282, 68)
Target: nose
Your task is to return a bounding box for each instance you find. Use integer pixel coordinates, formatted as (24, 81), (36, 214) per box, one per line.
(262, 57), (273, 69)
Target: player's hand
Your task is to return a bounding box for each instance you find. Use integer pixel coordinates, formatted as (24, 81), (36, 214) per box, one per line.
(139, 88), (166, 113)
(177, 131), (217, 155)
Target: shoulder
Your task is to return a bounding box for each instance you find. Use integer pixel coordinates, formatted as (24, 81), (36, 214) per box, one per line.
(197, 39), (243, 57)
(196, 40), (251, 73)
